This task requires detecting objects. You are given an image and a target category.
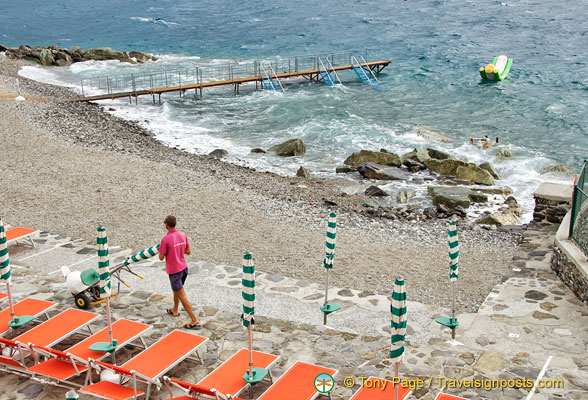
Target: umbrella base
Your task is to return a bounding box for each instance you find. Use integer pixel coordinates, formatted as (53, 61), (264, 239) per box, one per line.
(89, 340), (118, 353)
(320, 303), (341, 315)
(242, 368), (268, 385)
(435, 317), (458, 328)
(8, 315), (34, 329)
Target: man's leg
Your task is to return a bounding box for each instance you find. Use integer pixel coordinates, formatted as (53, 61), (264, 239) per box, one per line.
(171, 290), (180, 315)
(176, 288), (199, 325)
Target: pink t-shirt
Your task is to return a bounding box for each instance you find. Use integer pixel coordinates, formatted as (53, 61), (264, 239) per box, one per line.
(160, 230), (190, 274)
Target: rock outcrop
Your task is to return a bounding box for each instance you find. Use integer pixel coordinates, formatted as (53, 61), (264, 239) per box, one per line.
(456, 165), (495, 186)
(357, 162), (410, 181)
(344, 150), (401, 167)
(427, 186), (488, 209)
(479, 162), (501, 179)
(1, 44), (157, 67)
(268, 139), (306, 156)
(423, 159), (468, 176)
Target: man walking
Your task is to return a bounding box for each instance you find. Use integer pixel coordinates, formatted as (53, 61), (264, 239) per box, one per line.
(159, 215), (201, 329)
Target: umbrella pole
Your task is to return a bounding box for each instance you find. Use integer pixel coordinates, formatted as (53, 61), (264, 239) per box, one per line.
(247, 324), (253, 379)
(323, 269), (330, 325)
(394, 362), (399, 400)
(105, 295), (116, 365)
(451, 280), (456, 340)
(6, 282), (14, 320)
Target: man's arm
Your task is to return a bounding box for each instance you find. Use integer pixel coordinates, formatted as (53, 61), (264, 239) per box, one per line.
(185, 247), (191, 255)
(158, 253), (165, 261)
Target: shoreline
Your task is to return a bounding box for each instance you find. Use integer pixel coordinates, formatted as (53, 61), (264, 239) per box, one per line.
(0, 56), (519, 313)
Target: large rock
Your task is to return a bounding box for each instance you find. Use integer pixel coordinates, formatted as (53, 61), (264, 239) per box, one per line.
(417, 128), (453, 143)
(129, 51), (156, 63)
(426, 148), (453, 160)
(475, 212), (519, 226)
(296, 166), (310, 178)
(397, 189), (416, 203)
(496, 149), (514, 158)
(335, 165), (356, 173)
(357, 163), (410, 181)
(428, 186), (488, 209)
(423, 159), (468, 176)
(267, 139), (306, 156)
(456, 165), (495, 186)
(209, 149), (228, 159)
(401, 148), (430, 163)
(344, 150), (401, 167)
(365, 186), (388, 197)
(403, 158), (425, 172)
(39, 49), (55, 66)
(479, 162), (501, 179)
(541, 164), (569, 174)
(476, 186), (513, 196)
(83, 47), (125, 61)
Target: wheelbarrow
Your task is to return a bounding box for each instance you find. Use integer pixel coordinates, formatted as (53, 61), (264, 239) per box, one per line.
(63, 244), (159, 309)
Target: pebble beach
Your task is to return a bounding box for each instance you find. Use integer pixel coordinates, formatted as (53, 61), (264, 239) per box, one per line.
(0, 56), (520, 313)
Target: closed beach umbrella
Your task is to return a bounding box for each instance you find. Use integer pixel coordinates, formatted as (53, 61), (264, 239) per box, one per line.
(89, 227), (118, 361)
(390, 275), (407, 400)
(0, 218), (14, 318)
(448, 219), (459, 339)
(321, 212), (340, 324)
(0, 217), (33, 328)
(122, 244), (159, 266)
(241, 252), (255, 379)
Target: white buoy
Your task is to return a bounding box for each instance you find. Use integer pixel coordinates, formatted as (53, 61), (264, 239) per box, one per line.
(14, 96), (26, 101)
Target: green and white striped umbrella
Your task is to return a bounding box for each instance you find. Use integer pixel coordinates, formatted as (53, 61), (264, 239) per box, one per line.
(323, 213), (336, 269)
(448, 220), (459, 282)
(123, 244), (159, 266)
(241, 252), (255, 329)
(97, 226), (111, 299)
(390, 276), (407, 364)
(0, 217), (10, 284)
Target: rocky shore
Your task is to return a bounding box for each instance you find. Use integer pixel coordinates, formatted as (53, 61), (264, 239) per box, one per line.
(0, 55), (519, 313)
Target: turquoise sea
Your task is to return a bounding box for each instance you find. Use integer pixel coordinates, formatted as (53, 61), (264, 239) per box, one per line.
(3, 0), (587, 221)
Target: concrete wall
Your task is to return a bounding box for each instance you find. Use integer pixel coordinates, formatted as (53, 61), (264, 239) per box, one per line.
(551, 211), (588, 305)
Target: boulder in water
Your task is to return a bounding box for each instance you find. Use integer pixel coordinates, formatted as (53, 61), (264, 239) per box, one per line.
(401, 148), (430, 163)
(268, 139), (306, 156)
(365, 186), (388, 197)
(423, 158), (468, 176)
(495, 149), (514, 159)
(479, 162), (501, 179)
(344, 150), (401, 167)
(541, 164), (569, 174)
(251, 148), (266, 154)
(83, 47), (125, 61)
(296, 166), (310, 178)
(357, 162), (411, 181)
(426, 148), (453, 160)
(209, 149), (228, 159)
(456, 165), (495, 186)
(39, 49), (55, 66)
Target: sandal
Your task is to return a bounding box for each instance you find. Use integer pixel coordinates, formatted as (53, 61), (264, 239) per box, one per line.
(166, 309), (179, 317)
(184, 322), (202, 330)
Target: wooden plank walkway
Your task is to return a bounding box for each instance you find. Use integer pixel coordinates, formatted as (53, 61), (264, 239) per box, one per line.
(73, 60), (390, 102)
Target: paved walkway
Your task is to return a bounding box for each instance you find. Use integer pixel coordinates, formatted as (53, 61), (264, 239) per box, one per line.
(2, 222), (587, 399)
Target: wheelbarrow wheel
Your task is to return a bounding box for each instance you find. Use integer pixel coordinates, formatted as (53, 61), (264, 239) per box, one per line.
(74, 293), (90, 309)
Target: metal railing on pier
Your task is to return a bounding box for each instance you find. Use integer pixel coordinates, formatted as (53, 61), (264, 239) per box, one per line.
(80, 49), (369, 97)
(570, 159), (588, 256)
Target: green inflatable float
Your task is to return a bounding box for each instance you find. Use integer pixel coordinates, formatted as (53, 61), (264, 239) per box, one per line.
(479, 55), (512, 81)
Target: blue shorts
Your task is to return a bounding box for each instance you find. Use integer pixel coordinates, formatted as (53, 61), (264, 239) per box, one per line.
(169, 268), (188, 291)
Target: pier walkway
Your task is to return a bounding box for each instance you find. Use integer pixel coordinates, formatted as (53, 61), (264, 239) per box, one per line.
(75, 50), (390, 103)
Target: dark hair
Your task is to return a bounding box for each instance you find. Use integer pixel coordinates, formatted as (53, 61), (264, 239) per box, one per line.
(164, 215), (177, 228)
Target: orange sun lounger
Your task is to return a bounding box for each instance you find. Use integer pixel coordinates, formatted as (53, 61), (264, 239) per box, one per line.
(434, 393), (469, 400)
(0, 298), (57, 336)
(349, 376), (412, 400)
(256, 361), (338, 400)
(162, 378), (246, 400)
(5, 226), (39, 247)
(165, 348), (279, 399)
(0, 308), (99, 373)
(0, 293), (7, 301)
(26, 319), (152, 384)
(80, 329), (208, 400)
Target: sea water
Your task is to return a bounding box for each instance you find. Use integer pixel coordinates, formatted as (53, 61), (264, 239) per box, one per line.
(5, 0), (587, 222)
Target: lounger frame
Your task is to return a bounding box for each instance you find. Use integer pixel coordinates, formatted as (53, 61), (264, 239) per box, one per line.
(196, 348), (280, 399)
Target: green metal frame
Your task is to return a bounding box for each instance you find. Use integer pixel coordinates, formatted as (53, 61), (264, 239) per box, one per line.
(569, 160), (588, 256)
